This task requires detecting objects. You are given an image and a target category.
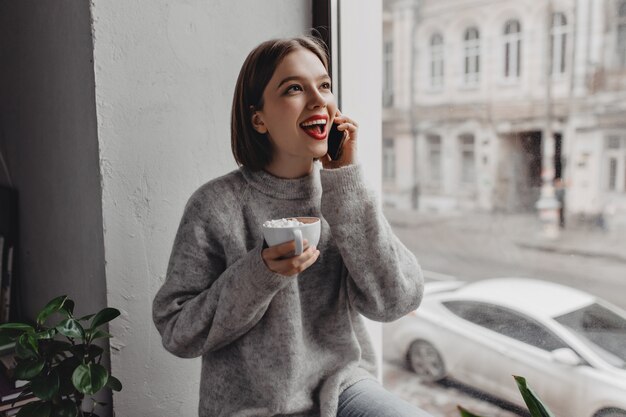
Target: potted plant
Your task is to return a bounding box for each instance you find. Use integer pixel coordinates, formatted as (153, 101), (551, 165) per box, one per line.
(0, 295), (122, 417)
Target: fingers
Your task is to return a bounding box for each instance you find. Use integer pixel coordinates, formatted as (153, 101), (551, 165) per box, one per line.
(262, 244), (321, 276)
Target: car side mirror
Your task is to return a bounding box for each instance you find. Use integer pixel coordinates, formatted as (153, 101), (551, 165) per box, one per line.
(551, 348), (582, 366)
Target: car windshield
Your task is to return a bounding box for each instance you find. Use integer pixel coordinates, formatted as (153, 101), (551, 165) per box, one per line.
(555, 303), (626, 369)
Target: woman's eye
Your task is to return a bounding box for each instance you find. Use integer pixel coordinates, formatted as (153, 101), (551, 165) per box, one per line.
(321, 82), (331, 89)
(286, 85), (303, 93)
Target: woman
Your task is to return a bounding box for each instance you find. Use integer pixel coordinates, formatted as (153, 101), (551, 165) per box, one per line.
(152, 35), (430, 417)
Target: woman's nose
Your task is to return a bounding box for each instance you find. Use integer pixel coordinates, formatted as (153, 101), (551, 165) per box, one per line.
(307, 88), (327, 109)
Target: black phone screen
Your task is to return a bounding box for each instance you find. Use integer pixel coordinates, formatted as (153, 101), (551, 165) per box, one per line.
(327, 123), (346, 160)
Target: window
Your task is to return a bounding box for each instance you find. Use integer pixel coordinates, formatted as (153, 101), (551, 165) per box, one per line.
(606, 135), (626, 192)
(619, 1), (626, 67)
(383, 138), (396, 181)
(555, 303), (626, 369)
(503, 19), (522, 79)
(427, 134), (442, 182)
(463, 27), (480, 86)
(443, 301), (568, 352)
(383, 40), (394, 107)
(430, 33), (444, 89)
(459, 134), (476, 183)
(550, 12), (567, 75)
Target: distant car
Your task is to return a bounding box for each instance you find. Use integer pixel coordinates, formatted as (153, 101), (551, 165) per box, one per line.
(384, 278), (626, 417)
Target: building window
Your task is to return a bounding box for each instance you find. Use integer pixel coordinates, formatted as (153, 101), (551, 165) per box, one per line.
(606, 135), (626, 192)
(618, 1), (626, 67)
(430, 33), (444, 89)
(503, 19), (522, 80)
(463, 27), (480, 86)
(459, 134), (476, 183)
(383, 138), (396, 181)
(427, 134), (442, 182)
(551, 12), (568, 75)
(383, 40), (394, 107)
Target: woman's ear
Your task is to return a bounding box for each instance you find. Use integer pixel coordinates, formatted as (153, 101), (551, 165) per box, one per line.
(250, 109), (268, 134)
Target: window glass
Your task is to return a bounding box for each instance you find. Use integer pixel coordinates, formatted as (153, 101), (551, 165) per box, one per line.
(463, 28), (480, 85)
(383, 40), (394, 107)
(551, 12), (567, 75)
(443, 301), (568, 352)
(427, 134), (442, 182)
(430, 34), (444, 88)
(380, 0), (626, 413)
(383, 138), (396, 181)
(503, 19), (521, 79)
(459, 134), (476, 183)
(555, 303), (626, 368)
(619, 1), (626, 66)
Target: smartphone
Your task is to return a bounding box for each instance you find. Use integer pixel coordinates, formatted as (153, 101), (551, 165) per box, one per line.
(327, 122), (347, 161)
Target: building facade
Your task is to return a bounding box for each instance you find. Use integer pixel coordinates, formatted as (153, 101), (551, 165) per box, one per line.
(383, 0), (626, 226)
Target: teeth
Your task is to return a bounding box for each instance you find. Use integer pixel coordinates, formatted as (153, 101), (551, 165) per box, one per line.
(301, 119), (327, 127)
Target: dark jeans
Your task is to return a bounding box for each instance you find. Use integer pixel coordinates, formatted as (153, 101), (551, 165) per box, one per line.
(337, 379), (433, 417)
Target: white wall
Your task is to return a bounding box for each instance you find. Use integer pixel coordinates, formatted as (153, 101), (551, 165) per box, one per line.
(89, 1), (323, 415)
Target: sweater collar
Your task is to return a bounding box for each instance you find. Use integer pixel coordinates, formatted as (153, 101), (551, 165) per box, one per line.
(240, 161), (321, 200)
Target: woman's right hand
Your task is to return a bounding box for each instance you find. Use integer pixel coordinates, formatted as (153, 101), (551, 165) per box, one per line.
(261, 240), (320, 276)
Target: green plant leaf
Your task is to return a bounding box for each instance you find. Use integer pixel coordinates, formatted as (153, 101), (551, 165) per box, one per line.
(37, 295), (69, 326)
(14, 357), (45, 380)
(16, 401), (52, 417)
(514, 376), (556, 417)
(0, 322), (35, 332)
(59, 299), (75, 316)
(72, 363), (109, 395)
(90, 308), (120, 330)
(32, 369), (60, 401)
(16, 333), (39, 359)
(85, 329), (112, 341)
(52, 399), (78, 417)
(35, 328), (57, 340)
(106, 375), (122, 391)
(457, 406), (486, 417)
(56, 319), (85, 340)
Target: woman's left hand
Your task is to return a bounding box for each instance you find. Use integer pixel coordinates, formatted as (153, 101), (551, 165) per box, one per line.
(321, 110), (358, 169)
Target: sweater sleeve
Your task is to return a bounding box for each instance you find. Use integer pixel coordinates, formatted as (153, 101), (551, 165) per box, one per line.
(152, 193), (293, 358)
(320, 164), (424, 322)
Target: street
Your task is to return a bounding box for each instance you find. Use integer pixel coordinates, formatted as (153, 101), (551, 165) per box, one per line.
(380, 208), (626, 416)
(383, 208), (626, 309)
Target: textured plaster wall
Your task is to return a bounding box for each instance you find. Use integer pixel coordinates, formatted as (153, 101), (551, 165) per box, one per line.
(89, 1), (312, 415)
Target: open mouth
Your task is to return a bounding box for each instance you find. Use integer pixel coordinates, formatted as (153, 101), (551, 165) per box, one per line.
(299, 119), (328, 140)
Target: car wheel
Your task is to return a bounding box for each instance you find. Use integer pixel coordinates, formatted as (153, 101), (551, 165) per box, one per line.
(406, 339), (446, 382)
(595, 409), (626, 417)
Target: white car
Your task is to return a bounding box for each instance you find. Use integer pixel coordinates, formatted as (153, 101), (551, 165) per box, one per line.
(384, 278), (626, 417)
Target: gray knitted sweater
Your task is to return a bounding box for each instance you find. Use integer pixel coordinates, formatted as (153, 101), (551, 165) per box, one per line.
(152, 162), (423, 417)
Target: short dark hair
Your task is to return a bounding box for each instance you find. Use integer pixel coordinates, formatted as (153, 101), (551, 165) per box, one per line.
(231, 36), (330, 171)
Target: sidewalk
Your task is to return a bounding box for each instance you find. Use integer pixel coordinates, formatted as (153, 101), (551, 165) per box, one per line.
(383, 207), (626, 265)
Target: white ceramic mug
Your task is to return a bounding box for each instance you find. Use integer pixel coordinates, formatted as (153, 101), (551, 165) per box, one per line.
(262, 217), (321, 256)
